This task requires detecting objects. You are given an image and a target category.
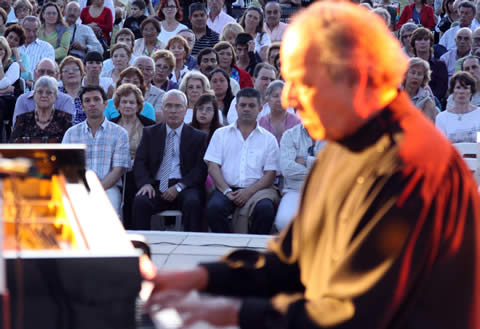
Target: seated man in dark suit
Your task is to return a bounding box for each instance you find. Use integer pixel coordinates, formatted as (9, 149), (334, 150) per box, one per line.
(132, 89), (208, 232)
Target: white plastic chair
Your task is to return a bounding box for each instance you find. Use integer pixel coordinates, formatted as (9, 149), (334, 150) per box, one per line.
(453, 142), (478, 172)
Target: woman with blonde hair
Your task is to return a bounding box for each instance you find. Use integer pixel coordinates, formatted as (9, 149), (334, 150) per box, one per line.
(152, 49), (177, 91)
(0, 36), (20, 140)
(220, 22), (244, 46)
(38, 2), (70, 62)
(165, 35), (190, 84)
(179, 70), (213, 123)
(105, 66), (156, 121)
(59, 56), (86, 124)
(403, 57), (438, 121)
(111, 83), (156, 228)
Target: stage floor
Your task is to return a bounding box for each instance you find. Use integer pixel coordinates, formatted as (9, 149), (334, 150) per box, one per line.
(128, 231), (271, 270)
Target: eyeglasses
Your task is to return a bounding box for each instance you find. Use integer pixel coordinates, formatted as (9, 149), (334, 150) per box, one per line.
(197, 106), (214, 113)
(164, 4), (176, 8)
(35, 89), (55, 96)
(62, 67), (80, 73)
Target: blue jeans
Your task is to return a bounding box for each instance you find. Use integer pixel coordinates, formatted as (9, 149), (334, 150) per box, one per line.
(206, 189), (275, 234)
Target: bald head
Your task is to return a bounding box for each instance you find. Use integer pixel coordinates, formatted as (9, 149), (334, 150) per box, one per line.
(456, 27), (472, 56)
(265, 1), (281, 28)
(64, 1), (80, 26)
(34, 58), (59, 81)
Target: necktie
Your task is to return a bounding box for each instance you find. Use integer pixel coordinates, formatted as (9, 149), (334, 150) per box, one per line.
(159, 130), (175, 192)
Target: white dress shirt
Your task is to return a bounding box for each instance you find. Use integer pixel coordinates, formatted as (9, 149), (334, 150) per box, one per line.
(18, 39), (55, 74)
(440, 49), (470, 80)
(204, 122), (280, 188)
(439, 22), (479, 51)
(207, 10), (236, 34)
(155, 123), (183, 181)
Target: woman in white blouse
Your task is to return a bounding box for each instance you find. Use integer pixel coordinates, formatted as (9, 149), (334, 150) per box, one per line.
(155, 0), (187, 45)
(435, 71), (480, 143)
(239, 6), (271, 61)
(0, 36), (20, 141)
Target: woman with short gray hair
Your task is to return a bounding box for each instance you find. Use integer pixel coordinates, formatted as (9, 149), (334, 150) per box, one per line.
(10, 75), (72, 143)
(259, 80), (301, 144)
(399, 22), (418, 57)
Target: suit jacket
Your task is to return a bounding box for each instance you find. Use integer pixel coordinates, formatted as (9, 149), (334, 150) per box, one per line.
(134, 123), (208, 190)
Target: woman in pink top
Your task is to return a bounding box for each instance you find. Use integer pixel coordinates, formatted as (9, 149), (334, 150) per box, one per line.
(259, 80), (301, 144)
(80, 0), (113, 43)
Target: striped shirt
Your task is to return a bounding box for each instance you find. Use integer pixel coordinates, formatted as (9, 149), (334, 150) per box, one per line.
(62, 118), (130, 181)
(18, 39), (55, 75)
(192, 26), (219, 56)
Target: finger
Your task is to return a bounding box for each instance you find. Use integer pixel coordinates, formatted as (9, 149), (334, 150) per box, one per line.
(147, 290), (189, 310)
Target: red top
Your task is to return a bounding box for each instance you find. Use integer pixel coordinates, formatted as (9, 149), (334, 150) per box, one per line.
(80, 6), (113, 42)
(233, 64), (253, 89)
(396, 3), (435, 30)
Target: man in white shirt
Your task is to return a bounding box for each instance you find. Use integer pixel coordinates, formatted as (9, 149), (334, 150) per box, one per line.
(204, 88), (279, 234)
(206, 0), (235, 34)
(263, 1), (288, 42)
(19, 16), (55, 76)
(440, 1), (478, 51)
(64, 1), (103, 61)
(227, 63), (277, 124)
(441, 27), (472, 80)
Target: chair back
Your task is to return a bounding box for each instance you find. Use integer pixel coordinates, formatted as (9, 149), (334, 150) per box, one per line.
(453, 142), (478, 172)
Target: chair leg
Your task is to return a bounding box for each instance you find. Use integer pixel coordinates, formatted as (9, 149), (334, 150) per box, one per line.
(174, 215), (182, 231)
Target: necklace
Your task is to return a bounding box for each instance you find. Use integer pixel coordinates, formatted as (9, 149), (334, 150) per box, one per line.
(35, 108), (54, 125)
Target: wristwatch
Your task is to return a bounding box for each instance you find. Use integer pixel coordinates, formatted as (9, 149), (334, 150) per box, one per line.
(223, 187), (233, 195)
(175, 184), (183, 193)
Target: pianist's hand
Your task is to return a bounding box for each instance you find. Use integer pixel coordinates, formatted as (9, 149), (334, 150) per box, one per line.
(137, 184), (156, 198)
(150, 267), (209, 294)
(147, 291), (241, 327)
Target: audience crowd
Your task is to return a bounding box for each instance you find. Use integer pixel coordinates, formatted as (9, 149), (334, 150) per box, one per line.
(2, 0), (478, 233)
